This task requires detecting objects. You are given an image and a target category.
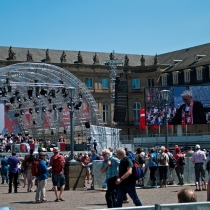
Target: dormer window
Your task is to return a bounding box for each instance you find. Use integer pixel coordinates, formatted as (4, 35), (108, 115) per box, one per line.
(195, 55), (206, 62)
(172, 60), (182, 66)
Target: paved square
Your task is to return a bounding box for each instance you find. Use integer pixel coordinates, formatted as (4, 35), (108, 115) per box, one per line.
(0, 179), (207, 209)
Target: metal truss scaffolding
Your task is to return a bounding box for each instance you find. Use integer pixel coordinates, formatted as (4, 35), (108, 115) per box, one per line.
(0, 63), (107, 149)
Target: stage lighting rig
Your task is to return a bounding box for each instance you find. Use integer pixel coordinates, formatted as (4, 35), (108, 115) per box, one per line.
(36, 87), (40, 98)
(53, 105), (57, 110)
(20, 110), (25, 115)
(40, 88), (47, 97)
(28, 88), (33, 100)
(42, 107), (46, 112)
(10, 97), (15, 104)
(49, 89), (56, 98)
(29, 108), (33, 114)
(17, 96), (21, 102)
(35, 108), (39, 113)
(58, 107), (63, 112)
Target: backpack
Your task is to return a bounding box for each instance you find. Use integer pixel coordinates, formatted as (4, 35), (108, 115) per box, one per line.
(178, 156), (185, 166)
(135, 154), (145, 165)
(31, 160), (40, 177)
(159, 153), (167, 165)
(168, 153), (177, 168)
(206, 160), (210, 171)
(51, 155), (63, 173)
(127, 152), (143, 180)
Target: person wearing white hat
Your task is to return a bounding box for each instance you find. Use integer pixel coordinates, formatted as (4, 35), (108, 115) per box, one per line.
(191, 145), (207, 191)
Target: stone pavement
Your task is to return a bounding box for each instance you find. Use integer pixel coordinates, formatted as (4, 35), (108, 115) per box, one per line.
(0, 179), (207, 210)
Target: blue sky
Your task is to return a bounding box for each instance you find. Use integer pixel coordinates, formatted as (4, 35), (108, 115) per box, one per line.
(0, 0), (210, 55)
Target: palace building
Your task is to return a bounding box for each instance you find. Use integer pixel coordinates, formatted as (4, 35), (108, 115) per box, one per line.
(0, 43), (210, 137)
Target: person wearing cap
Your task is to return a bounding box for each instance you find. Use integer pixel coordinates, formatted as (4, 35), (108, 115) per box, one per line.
(35, 152), (48, 202)
(50, 147), (66, 202)
(191, 144), (207, 191)
(173, 147), (185, 185)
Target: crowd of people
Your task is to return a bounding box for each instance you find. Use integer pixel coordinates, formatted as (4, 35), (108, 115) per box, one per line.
(0, 143), (210, 207)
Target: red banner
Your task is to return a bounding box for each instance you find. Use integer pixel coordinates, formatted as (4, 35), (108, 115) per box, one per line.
(139, 109), (146, 130)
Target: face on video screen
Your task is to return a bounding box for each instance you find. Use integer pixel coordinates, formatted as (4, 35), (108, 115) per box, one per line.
(144, 86), (210, 126)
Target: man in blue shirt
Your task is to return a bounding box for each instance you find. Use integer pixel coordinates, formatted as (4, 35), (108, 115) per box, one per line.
(8, 152), (20, 193)
(101, 148), (120, 208)
(1, 155), (8, 184)
(35, 152), (48, 202)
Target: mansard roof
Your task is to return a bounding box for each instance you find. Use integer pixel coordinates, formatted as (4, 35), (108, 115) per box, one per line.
(158, 43), (210, 72)
(0, 46), (155, 67)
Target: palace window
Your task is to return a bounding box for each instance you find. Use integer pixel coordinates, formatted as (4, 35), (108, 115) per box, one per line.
(132, 78), (140, 89)
(173, 73), (178, 84)
(103, 104), (109, 123)
(161, 75), (167, 86)
(184, 71), (190, 82)
(101, 78), (109, 89)
(147, 78), (154, 87)
(196, 69), (203, 80)
(85, 78), (93, 88)
(133, 102), (141, 125)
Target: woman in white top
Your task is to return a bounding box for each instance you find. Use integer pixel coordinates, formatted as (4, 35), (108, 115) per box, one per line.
(157, 146), (169, 188)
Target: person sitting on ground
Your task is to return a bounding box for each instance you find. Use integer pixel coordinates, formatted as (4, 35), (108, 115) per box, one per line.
(177, 188), (197, 203)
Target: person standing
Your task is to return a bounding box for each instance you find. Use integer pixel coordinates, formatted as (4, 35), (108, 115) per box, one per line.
(50, 147), (66, 202)
(148, 148), (158, 186)
(185, 147), (194, 158)
(191, 144), (207, 191)
(157, 146), (169, 188)
(35, 152), (48, 202)
(101, 149), (120, 208)
(206, 154), (210, 201)
(115, 147), (142, 207)
(25, 149), (35, 192)
(93, 139), (98, 153)
(1, 155), (8, 184)
(8, 152), (20, 193)
(173, 147), (185, 185)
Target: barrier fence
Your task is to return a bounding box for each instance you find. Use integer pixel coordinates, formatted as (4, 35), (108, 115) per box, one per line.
(93, 157), (208, 190)
(92, 202), (210, 210)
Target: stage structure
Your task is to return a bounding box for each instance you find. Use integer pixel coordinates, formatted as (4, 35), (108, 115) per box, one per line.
(105, 53), (123, 150)
(0, 63), (107, 149)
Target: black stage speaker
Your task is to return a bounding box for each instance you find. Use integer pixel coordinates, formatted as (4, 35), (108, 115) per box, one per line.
(113, 77), (128, 122)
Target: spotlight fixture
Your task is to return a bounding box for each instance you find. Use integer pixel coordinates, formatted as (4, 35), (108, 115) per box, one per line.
(10, 97), (15, 104)
(7, 85), (12, 92)
(36, 87), (40, 98)
(74, 101), (82, 110)
(35, 108), (39, 113)
(51, 130), (54, 135)
(63, 129), (67, 134)
(53, 105), (57, 110)
(29, 108), (33, 114)
(6, 78), (9, 84)
(59, 80), (63, 84)
(48, 99), (52, 104)
(42, 107), (46, 112)
(17, 96), (21, 102)
(40, 88), (47, 97)
(62, 88), (68, 98)
(49, 90), (55, 98)
(58, 107), (63, 112)
(14, 112), (19, 117)
(67, 102), (71, 109)
(14, 90), (19, 96)
(33, 120), (36, 125)
(28, 88), (33, 100)
(20, 110), (25, 115)
(23, 97), (27, 102)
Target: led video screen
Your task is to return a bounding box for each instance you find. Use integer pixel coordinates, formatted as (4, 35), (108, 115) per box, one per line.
(144, 86), (210, 126)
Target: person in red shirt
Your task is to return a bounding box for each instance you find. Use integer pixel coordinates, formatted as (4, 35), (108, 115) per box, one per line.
(173, 147), (185, 185)
(50, 147), (66, 202)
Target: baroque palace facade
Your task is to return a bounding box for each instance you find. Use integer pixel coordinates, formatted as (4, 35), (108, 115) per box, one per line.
(0, 43), (210, 136)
